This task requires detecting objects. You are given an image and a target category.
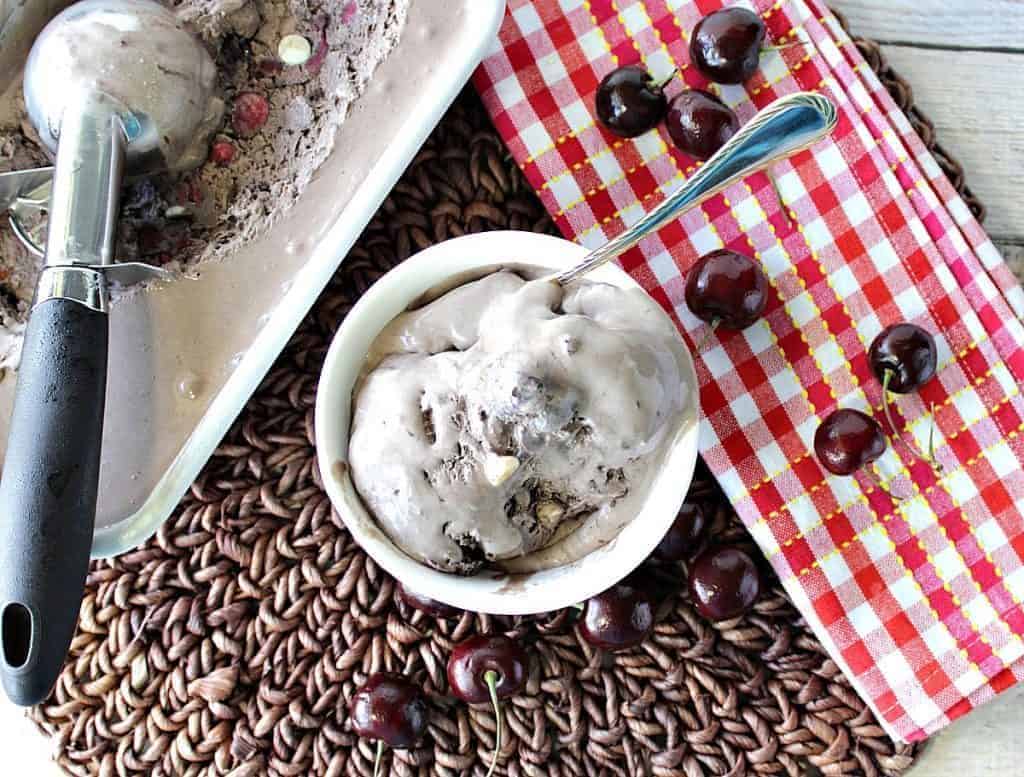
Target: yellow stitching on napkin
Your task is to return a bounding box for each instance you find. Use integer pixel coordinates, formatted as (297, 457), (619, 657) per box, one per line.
(520, 122), (602, 168)
(743, 169), (1017, 664)
(824, 105), (1024, 652)
(882, 466), (1021, 665)
(786, 484), (985, 675)
(753, 358), (1014, 544)
(787, 419), (1024, 673)
(736, 339), (992, 506)
(879, 372), (1020, 450)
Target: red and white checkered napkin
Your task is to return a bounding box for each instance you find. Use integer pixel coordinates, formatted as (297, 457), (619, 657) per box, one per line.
(473, 0), (1024, 742)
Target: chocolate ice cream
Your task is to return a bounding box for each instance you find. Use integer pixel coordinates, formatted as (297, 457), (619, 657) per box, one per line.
(348, 269), (692, 575)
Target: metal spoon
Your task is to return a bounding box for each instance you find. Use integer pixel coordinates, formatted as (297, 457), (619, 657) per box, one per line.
(0, 0), (221, 706)
(557, 92), (837, 284)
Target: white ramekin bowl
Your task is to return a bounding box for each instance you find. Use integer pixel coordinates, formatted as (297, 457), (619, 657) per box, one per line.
(315, 231), (700, 614)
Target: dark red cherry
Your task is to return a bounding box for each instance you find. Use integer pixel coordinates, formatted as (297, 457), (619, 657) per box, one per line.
(814, 408), (887, 476)
(447, 635), (527, 704)
(869, 323), (937, 394)
(653, 502), (707, 562)
(350, 673), (428, 748)
(595, 65), (670, 138)
(685, 249), (769, 330)
(869, 323), (942, 472)
(688, 545), (762, 621)
(579, 582), (654, 651)
(666, 89), (738, 161)
(396, 582), (460, 618)
(690, 7), (766, 85)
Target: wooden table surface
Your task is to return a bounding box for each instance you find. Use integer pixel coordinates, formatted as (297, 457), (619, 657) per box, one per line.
(1, 2), (1022, 775)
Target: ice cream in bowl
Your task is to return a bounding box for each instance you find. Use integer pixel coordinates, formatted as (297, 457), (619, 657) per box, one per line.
(315, 230), (700, 614)
(315, 92), (839, 613)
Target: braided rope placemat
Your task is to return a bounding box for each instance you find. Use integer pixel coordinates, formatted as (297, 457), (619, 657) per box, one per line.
(28, 19), (986, 777)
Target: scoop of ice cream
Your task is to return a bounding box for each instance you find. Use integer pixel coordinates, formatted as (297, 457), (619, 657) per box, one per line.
(349, 269), (690, 575)
(24, 0), (223, 173)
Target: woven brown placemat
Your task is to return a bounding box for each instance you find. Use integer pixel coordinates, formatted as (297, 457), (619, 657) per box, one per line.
(28, 17), (984, 777)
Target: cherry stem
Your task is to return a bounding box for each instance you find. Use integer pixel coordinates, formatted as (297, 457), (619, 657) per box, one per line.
(881, 371), (943, 473)
(651, 68), (679, 91)
(928, 403), (938, 464)
(484, 670), (503, 777)
(373, 740), (383, 777)
(695, 319), (722, 353)
(862, 467), (905, 502)
(762, 40), (810, 52)
(880, 371), (903, 440)
(769, 175), (794, 227)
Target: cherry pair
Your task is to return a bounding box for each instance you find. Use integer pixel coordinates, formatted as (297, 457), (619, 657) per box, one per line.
(353, 623), (526, 777)
(577, 553), (760, 649)
(815, 323), (940, 491)
(651, 503), (763, 621)
(595, 66), (739, 161)
(578, 503), (762, 647)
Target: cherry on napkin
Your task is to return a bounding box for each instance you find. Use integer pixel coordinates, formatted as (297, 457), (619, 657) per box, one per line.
(473, 0), (1024, 742)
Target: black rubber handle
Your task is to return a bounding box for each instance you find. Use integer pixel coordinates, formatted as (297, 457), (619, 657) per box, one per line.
(0, 297), (108, 705)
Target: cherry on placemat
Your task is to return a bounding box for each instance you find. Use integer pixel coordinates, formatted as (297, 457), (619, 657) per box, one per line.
(869, 323), (937, 393)
(813, 409), (903, 501)
(350, 673), (428, 776)
(448, 634), (527, 777)
(685, 249), (769, 339)
(595, 65), (673, 138)
(688, 545), (762, 621)
(448, 634), (527, 704)
(690, 7), (766, 84)
(869, 323), (942, 471)
(666, 89), (739, 161)
(396, 582), (460, 618)
(814, 408), (886, 476)
(579, 581), (654, 651)
(652, 502), (707, 562)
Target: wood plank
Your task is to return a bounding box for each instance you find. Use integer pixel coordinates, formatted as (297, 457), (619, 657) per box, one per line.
(877, 45), (1024, 244)
(829, 0), (1024, 51)
(997, 241), (1024, 284)
(910, 684), (1024, 777)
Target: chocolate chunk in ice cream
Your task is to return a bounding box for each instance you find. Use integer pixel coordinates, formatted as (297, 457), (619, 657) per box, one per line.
(348, 269), (692, 575)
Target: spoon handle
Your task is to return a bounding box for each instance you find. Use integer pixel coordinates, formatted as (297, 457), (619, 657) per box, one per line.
(556, 91), (837, 284)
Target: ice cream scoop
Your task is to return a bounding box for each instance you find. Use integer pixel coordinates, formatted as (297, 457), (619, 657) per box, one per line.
(0, 0), (222, 706)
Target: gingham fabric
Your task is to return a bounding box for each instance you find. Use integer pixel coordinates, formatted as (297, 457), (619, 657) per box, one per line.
(473, 0), (1024, 743)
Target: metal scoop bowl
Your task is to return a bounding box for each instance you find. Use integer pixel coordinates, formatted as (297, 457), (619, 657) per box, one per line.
(0, 0), (221, 706)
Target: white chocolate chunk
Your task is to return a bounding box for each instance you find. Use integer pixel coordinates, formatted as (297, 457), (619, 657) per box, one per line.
(536, 500), (565, 528)
(482, 454), (520, 487)
(278, 34), (313, 66)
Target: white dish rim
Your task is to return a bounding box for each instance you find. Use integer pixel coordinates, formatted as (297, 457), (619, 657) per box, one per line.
(315, 230), (701, 615)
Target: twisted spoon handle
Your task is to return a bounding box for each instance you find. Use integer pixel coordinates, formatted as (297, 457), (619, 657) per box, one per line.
(557, 91), (837, 284)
